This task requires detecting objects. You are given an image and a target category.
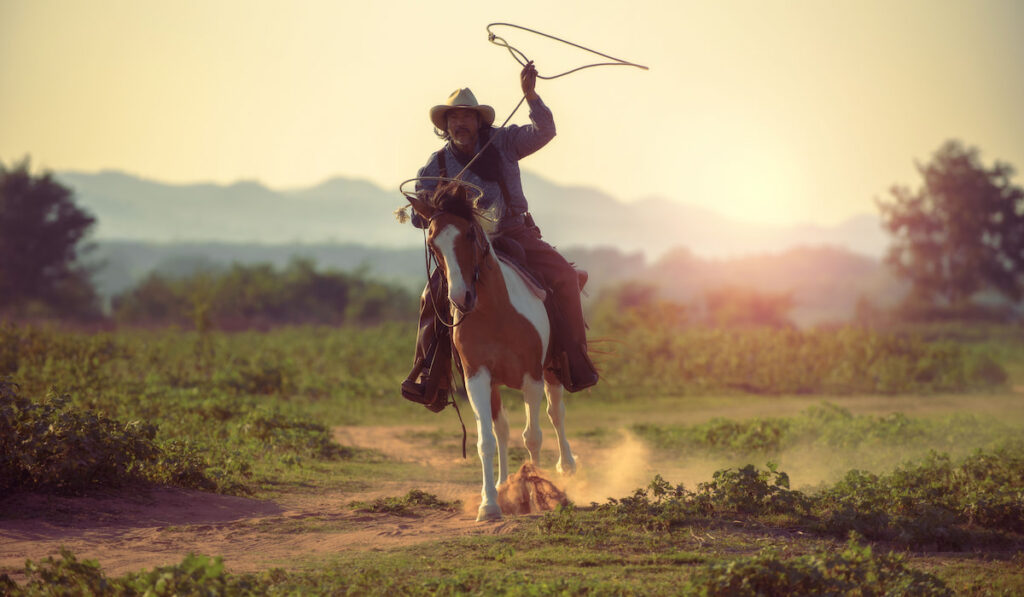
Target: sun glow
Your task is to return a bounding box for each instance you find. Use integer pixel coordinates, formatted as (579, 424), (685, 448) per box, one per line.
(2, 0), (1022, 227)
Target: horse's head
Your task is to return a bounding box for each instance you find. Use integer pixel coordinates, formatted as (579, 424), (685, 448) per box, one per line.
(408, 187), (490, 314)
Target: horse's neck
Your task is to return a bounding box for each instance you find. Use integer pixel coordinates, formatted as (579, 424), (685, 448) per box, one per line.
(476, 243), (513, 308)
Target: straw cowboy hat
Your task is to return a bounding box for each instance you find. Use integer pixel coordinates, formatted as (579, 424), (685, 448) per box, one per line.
(430, 88), (495, 131)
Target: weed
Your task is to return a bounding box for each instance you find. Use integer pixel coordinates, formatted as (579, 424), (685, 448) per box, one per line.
(688, 536), (951, 596)
(348, 489), (461, 516)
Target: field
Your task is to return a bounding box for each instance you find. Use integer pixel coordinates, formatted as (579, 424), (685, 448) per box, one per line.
(2, 321), (1024, 595)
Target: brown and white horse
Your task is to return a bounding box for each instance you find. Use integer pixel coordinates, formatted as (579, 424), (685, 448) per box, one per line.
(407, 193), (576, 522)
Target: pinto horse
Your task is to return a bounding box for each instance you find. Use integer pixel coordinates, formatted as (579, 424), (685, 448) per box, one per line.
(406, 191), (576, 522)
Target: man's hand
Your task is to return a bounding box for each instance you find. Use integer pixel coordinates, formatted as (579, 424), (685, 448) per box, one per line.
(521, 61), (539, 101)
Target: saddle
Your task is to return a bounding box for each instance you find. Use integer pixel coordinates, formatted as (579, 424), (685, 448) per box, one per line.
(492, 237), (587, 299)
(495, 252), (546, 302)
(401, 150), (590, 413)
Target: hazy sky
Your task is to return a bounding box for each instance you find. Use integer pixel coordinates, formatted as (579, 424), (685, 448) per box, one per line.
(2, 0), (1022, 226)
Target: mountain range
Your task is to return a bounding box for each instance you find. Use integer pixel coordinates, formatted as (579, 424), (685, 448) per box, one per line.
(57, 170), (901, 325)
(56, 170), (889, 259)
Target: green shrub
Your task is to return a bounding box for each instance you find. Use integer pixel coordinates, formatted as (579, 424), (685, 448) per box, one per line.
(348, 489), (461, 516)
(694, 463), (810, 515)
(11, 548), (113, 596)
(112, 258), (415, 328)
(217, 354), (296, 395)
(1, 380), (158, 493)
(544, 447), (1024, 550)
(541, 466), (811, 538)
(236, 405), (353, 460)
(815, 445), (1024, 547)
(688, 537), (951, 596)
(593, 325), (1009, 398)
(0, 380), (213, 494)
(5, 549), (281, 596)
(632, 403), (1016, 460)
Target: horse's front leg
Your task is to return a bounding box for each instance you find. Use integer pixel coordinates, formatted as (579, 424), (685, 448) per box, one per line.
(493, 386), (510, 486)
(522, 374), (545, 465)
(466, 367), (502, 521)
(544, 381), (576, 475)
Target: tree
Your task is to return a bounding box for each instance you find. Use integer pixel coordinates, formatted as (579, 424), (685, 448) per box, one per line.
(704, 286), (794, 329)
(0, 158), (99, 317)
(877, 140), (1024, 309)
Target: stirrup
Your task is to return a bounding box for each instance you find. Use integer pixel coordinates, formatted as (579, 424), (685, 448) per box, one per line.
(401, 374), (451, 413)
(401, 379), (428, 403)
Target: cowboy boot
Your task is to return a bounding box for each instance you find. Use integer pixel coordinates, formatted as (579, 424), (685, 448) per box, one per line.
(402, 273), (453, 409)
(548, 281), (598, 392)
(402, 318), (454, 410)
(560, 343), (598, 392)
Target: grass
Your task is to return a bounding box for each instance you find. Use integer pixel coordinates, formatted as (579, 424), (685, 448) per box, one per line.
(2, 320), (1024, 594)
(348, 489), (462, 516)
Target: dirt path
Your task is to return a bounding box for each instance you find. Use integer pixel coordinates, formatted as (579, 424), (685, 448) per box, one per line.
(0, 426), (529, 582)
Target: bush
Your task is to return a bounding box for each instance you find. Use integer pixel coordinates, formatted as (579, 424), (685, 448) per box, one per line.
(4, 549), (282, 596)
(694, 463), (810, 515)
(112, 258), (415, 328)
(543, 446), (1024, 550)
(0, 380), (213, 494)
(237, 405), (354, 460)
(816, 445), (1024, 546)
(632, 403), (1014, 460)
(540, 466), (811, 538)
(688, 537), (951, 596)
(348, 489), (461, 516)
(592, 325), (1009, 398)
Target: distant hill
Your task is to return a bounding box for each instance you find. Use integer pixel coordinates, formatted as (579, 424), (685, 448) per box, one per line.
(57, 170), (889, 258)
(64, 169), (899, 325)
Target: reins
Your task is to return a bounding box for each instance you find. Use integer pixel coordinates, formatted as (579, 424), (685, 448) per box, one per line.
(420, 214), (491, 460)
(421, 216), (491, 330)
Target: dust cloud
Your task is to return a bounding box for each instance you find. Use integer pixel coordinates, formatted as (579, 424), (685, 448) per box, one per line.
(556, 428), (726, 504)
(497, 463), (569, 515)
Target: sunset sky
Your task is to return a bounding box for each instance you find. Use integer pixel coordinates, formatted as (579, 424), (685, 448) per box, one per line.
(2, 0), (1022, 226)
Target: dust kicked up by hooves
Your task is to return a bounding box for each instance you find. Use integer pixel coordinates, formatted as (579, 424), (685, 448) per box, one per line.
(497, 463), (569, 515)
(492, 430), (659, 515)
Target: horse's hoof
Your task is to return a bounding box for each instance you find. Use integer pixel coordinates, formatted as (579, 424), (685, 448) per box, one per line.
(477, 504), (503, 522)
(556, 459), (577, 476)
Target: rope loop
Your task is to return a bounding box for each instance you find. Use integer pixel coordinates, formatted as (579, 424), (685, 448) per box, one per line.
(486, 22), (649, 80)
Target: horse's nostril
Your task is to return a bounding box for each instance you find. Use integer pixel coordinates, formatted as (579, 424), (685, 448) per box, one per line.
(465, 291), (473, 306)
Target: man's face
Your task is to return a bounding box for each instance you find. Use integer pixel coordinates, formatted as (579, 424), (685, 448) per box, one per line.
(446, 108), (480, 152)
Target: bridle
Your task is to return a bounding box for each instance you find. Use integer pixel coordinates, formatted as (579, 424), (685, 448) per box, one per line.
(423, 212), (492, 329)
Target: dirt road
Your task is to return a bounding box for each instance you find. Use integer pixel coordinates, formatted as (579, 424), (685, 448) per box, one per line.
(0, 426), (531, 582)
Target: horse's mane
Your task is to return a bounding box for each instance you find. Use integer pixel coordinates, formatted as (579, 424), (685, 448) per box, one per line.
(431, 186), (479, 223)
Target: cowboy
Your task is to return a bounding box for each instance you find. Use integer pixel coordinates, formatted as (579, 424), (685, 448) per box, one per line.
(402, 62), (599, 408)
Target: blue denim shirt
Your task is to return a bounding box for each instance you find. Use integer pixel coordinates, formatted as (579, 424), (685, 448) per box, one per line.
(414, 97), (555, 230)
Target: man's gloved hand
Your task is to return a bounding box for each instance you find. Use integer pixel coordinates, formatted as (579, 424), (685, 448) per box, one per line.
(521, 61), (539, 101)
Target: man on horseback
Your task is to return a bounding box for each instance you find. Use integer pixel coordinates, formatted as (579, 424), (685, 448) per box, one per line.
(402, 62), (599, 408)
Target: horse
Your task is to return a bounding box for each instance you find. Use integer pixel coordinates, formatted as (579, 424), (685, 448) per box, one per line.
(406, 190), (576, 522)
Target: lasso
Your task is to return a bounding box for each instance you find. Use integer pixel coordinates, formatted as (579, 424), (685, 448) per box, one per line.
(398, 22), (649, 208)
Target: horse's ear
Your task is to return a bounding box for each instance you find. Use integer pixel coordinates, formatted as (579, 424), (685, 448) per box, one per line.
(407, 192), (436, 221)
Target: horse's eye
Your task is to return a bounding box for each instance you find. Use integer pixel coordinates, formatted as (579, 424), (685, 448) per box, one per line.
(466, 227), (476, 242)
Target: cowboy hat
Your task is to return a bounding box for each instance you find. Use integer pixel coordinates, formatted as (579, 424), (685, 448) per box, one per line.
(430, 88), (495, 131)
